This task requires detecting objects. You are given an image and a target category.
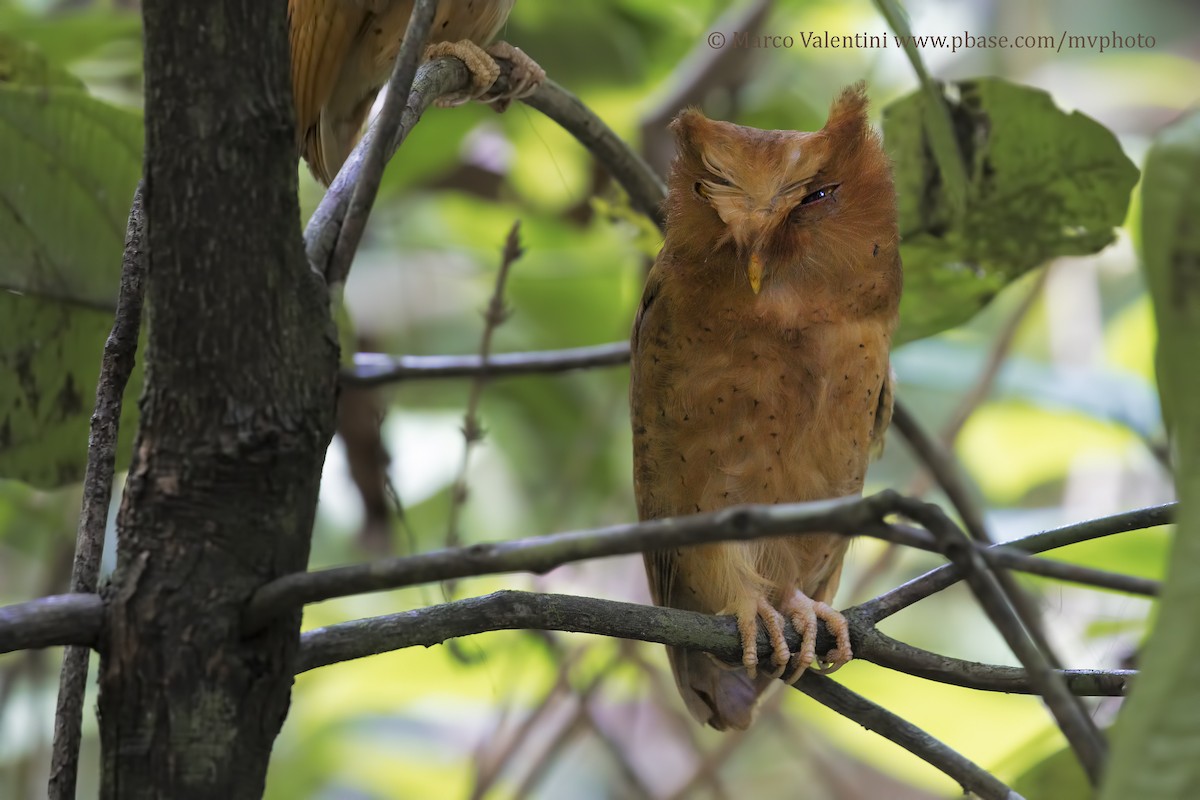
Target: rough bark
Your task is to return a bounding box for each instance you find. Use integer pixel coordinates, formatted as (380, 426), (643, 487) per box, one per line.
(95, 3), (339, 798)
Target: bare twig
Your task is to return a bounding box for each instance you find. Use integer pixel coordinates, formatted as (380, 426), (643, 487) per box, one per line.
(50, 182), (146, 800)
(864, 503), (1175, 622)
(444, 223), (523, 553)
(346, 341), (631, 386)
(323, 0), (437, 285)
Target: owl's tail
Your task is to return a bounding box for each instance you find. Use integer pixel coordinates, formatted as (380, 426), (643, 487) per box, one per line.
(668, 645), (775, 731)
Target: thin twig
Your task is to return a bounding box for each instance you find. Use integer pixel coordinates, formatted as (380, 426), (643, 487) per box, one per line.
(864, 502), (1175, 622)
(324, 0), (437, 285)
(894, 498), (1108, 785)
(346, 341), (631, 386)
(795, 673), (1022, 800)
(444, 223), (523, 553)
(49, 182), (146, 800)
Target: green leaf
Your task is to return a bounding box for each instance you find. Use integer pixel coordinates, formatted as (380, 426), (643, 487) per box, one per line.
(885, 77), (1140, 345)
(0, 39), (142, 487)
(1100, 109), (1200, 800)
(1012, 743), (1091, 800)
(0, 33), (84, 89)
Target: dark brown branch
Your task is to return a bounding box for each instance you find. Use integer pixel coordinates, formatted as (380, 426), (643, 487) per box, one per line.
(346, 341), (631, 386)
(295, 590), (1133, 698)
(4, 500), (1168, 655)
(244, 492), (897, 632)
(851, 617), (1132, 696)
(50, 182), (146, 800)
(323, 0), (436, 285)
(244, 490), (1161, 634)
(1, 594), (104, 653)
(795, 673), (1020, 800)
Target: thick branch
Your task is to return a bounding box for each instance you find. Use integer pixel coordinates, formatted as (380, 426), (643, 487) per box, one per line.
(295, 590), (1131, 698)
(0, 595), (103, 653)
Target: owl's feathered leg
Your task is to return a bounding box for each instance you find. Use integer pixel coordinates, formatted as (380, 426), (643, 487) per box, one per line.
(780, 590), (853, 683)
(733, 595), (791, 680)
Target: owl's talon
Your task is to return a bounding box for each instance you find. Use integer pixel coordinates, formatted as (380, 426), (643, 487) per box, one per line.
(481, 41), (545, 111)
(781, 592), (852, 683)
(425, 40), (500, 108)
(735, 595), (791, 681)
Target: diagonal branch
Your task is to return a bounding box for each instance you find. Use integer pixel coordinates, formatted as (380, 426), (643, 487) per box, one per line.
(894, 498), (1108, 785)
(305, 61), (665, 278)
(50, 182), (146, 800)
(322, 0), (437, 285)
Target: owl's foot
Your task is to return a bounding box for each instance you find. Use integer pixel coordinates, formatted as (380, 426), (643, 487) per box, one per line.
(425, 40), (500, 108)
(780, 591), (853, 683)
(734, 595), (791, 680)
(481, 41), (545, 111)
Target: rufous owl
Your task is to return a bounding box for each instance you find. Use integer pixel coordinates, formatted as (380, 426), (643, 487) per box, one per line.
(630, 84), (902, 730)
(288, 0), (544, 184)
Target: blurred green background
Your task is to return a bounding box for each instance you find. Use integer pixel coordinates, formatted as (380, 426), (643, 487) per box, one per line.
(1, 0), (1196, 797)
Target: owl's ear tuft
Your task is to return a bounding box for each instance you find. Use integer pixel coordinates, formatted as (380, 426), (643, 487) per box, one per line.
(823, 82), (870, 144)
(670, 108), (711, 155)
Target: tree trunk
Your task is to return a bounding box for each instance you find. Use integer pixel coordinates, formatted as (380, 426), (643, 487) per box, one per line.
(95, 2), (338, 797)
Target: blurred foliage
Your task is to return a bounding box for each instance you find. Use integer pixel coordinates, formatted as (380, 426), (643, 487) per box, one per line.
(1100, 107), (1200, 800)
(1, 0), (1197, 797)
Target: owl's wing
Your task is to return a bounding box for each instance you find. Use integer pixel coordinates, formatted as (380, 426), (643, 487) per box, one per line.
(630, 260), (678, 607)
(868, 363), (894, 458)
(288, 0), (366, 148)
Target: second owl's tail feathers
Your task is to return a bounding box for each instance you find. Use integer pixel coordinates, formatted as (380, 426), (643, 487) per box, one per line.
(668, 646), (774, 732)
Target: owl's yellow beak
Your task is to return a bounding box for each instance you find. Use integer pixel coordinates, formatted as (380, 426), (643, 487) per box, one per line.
(748, 253), (764, 294)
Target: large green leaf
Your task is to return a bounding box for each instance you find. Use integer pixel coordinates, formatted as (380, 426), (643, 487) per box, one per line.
(1100, 110), (1200, 800)
(885, 77), (1140, 345)
(0, 38), (142, 488)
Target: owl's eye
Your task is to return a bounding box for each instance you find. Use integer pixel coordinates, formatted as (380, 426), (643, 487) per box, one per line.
(707, 174), (732, 186)
(800, 184), (839, 205)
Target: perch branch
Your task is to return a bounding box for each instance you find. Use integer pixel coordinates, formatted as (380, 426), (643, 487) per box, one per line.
(295, 590), (1133, 699)
(50, 182), (146, 800)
